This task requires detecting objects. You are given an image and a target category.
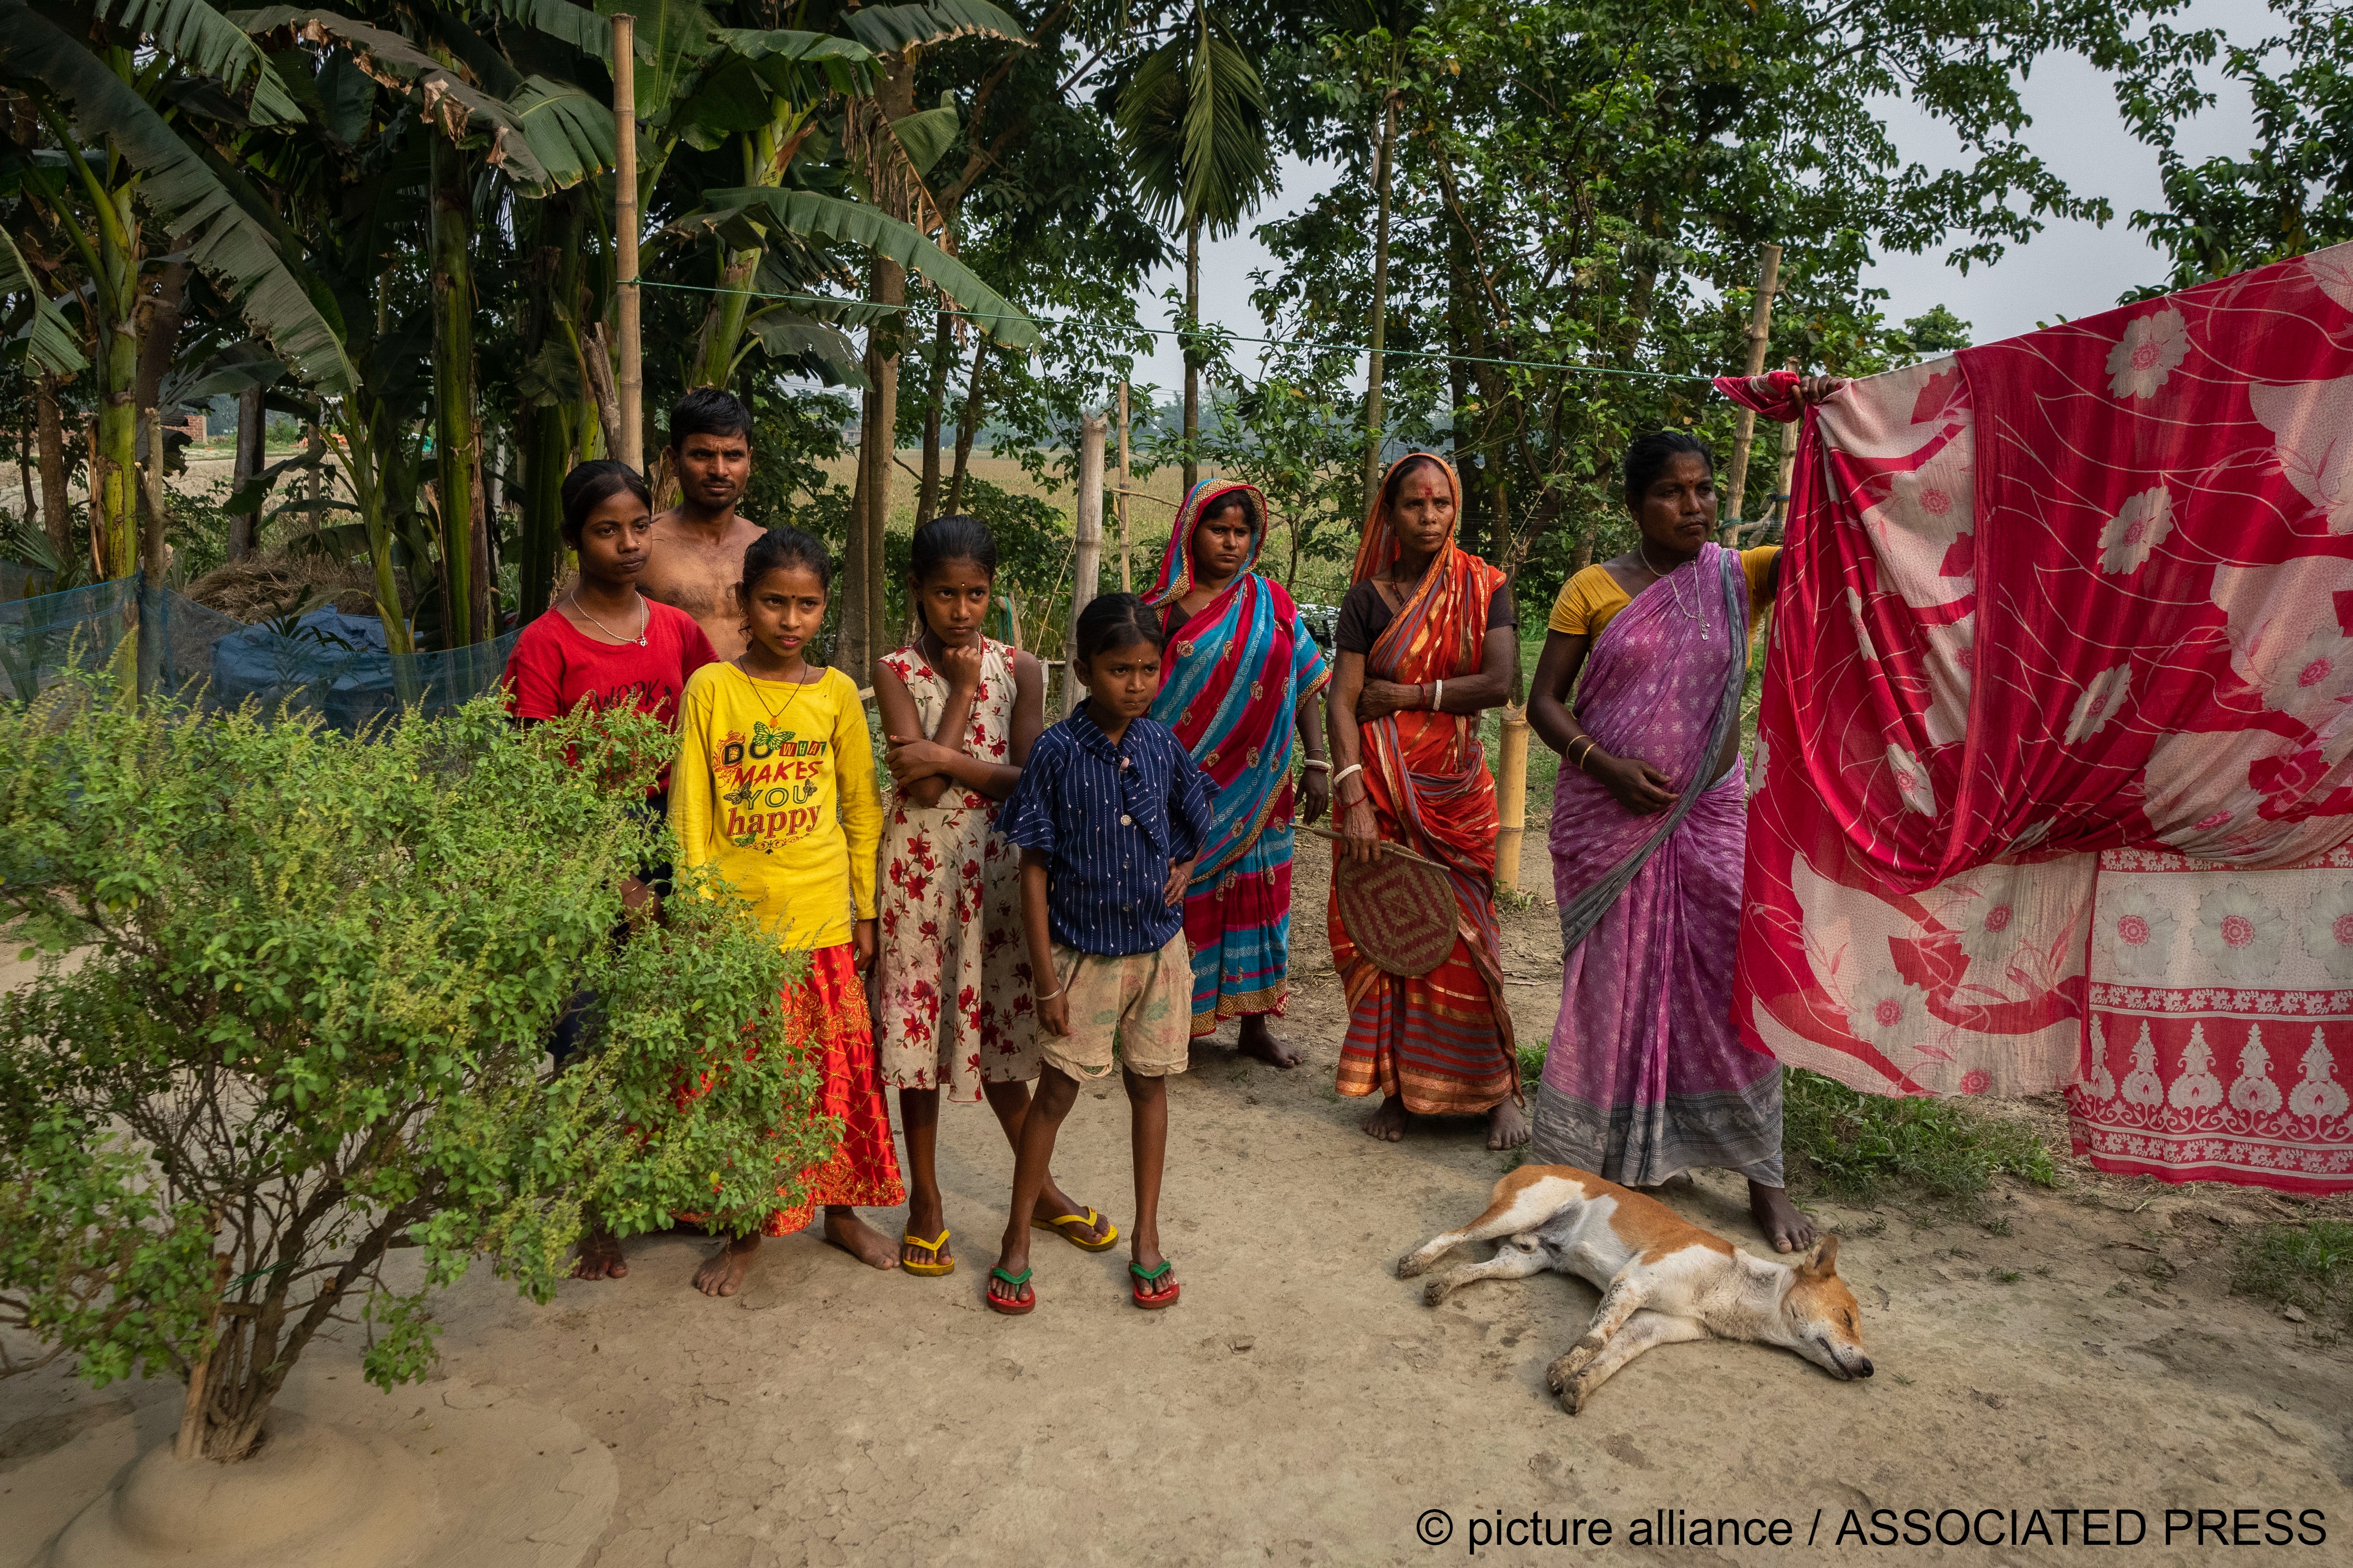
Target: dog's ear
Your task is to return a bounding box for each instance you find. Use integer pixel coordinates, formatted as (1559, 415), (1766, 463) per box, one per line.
(1799, 1234), (1841, 1278)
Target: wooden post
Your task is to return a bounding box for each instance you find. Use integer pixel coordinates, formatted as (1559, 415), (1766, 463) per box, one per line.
(1064, 412), (1106, 717)
(1495, 702), (1530, 894)
(1768, 355), (1802, 530)
(612, 15), (642, 474)
(1116, 381), (1133, 593)
(1721, 243), (1782, 545)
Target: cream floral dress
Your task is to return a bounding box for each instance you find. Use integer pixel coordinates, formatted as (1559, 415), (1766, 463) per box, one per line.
(875, 638), (1036, 1097)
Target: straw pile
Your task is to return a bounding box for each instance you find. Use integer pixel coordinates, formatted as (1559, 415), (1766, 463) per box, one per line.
(184, 553), (412, 622)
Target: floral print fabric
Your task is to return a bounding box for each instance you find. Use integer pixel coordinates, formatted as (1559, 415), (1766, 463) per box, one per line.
(873, 639), (1037, 1098)
(1720, 243), (2353, 1191)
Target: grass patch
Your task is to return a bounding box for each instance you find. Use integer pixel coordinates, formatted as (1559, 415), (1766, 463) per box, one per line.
(1782, 1068), (2058, 1206)
(2230, 1220), (2353, 1327)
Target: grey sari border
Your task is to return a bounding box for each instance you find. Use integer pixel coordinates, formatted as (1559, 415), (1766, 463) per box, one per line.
(1556, 547), (1751, 955)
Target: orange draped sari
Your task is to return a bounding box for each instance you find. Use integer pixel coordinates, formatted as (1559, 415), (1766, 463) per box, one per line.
(1331, 457), (1519, 1114)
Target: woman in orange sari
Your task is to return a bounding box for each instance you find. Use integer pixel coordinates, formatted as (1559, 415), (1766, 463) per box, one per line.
(1328, 454), (1526, 1148)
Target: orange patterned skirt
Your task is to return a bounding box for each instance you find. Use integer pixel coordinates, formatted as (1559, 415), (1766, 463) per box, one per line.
(678, 943), (905, 1235)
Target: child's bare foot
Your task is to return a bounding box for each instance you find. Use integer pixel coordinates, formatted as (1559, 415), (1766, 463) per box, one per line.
(570, 1225), (628, 1281)
(1237, 1014), (1304, 1069)
(1486, 1098), (1530, 1150)
(693, 1232), (760, 1297)
(986, 1246), (1035, 1311)
(823, 1207), (901, 1270)
(901, 1189), (952, 1269)
(1749, 1181), (1818, 1253)
(1361, 1095), (1410, 1141)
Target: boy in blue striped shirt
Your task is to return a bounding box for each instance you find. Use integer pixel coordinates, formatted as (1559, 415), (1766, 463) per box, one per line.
(987, 595), (1215, 1314)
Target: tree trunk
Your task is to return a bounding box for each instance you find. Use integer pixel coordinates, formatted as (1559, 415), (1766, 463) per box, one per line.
(133, 257), (191, 435)
(915, 301), (954, 528)
(1361, 89), (1397, 508)
(946, 335), (987, 517)
(842, 388), (873, 673)
(1182, 215), (1200, 496)
(518, 400), (567, 624)
(36, 372), (70, 563)
(430, 136), (484, 647)
(229, 383), (264, 561)
(92, 183), (141, 579)
(845, 58), (917, 667)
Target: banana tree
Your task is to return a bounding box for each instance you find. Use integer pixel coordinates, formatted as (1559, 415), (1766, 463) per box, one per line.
(0, 0), (348, 582)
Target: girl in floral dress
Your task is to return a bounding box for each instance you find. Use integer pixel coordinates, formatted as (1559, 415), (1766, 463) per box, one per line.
(873, 516), (1117, 1276)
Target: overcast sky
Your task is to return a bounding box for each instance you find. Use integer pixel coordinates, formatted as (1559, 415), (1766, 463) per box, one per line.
(1119, 0), (2274, 400)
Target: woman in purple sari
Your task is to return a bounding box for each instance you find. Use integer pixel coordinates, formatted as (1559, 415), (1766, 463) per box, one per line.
(1526, 426), (1832, 1252)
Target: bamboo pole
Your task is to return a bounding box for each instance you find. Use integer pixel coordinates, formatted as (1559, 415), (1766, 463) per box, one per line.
(1768, 355), (1801, 532)
(1116, 381), (1132, 592)
(612, 15), (642, 474)
(1721, 243), (1782, 546)
(1064, 413), (1106, 717)
(1495, 701), (1530, 894)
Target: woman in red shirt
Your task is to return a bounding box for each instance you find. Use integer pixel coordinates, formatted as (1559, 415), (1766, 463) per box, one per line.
(504, 460), (717, 1282)
(505, 459), (718, 792)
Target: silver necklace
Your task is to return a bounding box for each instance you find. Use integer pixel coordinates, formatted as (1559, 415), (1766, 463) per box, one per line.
(1638, 540), (1706, 640)
(570, 589), (648, 647)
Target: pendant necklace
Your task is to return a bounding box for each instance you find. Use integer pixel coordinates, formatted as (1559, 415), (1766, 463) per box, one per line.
(735, 657), (813, 727)
(1638, 540), (1707, 640)
(571, 589), (648, 647)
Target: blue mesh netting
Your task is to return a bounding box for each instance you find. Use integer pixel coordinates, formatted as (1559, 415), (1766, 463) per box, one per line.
(0, 570), (518, 729)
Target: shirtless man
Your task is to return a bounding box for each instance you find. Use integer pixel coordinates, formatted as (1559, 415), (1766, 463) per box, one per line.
(640, 388), (765, 658)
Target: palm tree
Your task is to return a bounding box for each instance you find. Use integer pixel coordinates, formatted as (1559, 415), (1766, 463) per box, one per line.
(1115, 3), (1275, 493)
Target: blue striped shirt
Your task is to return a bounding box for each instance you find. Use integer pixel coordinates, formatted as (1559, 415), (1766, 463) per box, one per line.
(997, 705), (1215, 957)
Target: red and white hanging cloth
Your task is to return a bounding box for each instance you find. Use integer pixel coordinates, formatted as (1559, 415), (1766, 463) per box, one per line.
(1721, 242), (2353, 1193)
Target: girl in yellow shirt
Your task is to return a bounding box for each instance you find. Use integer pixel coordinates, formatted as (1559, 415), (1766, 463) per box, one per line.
(670, 527), (903, 1295)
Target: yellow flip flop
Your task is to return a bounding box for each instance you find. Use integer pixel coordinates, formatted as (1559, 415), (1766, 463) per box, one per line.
(901, 1228), (954, 1276)
(1031, 1207), (1119, 1252)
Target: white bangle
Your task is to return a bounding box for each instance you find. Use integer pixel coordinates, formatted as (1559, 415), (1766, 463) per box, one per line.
(1035, 985), (1063, 1003)
(1302, 758), (1330, 772)
(1332, 763), (1365, 789)
(1432, 678), (1445, 712)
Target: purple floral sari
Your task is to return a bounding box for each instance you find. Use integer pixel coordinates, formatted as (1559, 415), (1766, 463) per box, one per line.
(1527, 543), (1785, 1185)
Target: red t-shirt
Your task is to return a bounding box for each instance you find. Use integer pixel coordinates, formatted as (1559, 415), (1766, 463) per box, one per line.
(503, 598), (717, 793)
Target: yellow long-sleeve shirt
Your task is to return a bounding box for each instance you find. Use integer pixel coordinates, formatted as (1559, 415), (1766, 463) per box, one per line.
(669, 661), (881, 951)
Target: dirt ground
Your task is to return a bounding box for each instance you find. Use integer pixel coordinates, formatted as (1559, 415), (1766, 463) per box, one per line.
(2, 829), (2349, 1566)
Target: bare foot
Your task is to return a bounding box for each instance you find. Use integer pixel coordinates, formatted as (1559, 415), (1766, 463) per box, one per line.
(693, 1232), (760, 1297)
(822, 1207), (902, 1271)
(1486, 1098), (1531, 1151)
(1237, 1014), (1304, 1069)
(1361, 1095), (1410, 1142)
(570, 1225), (628, 1281)
(1749, 1181), (1818, 1252)
(902, 1188), (951, 1269)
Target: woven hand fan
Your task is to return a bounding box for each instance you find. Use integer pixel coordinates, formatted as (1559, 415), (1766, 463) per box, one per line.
(1309, 827), (1458, 977)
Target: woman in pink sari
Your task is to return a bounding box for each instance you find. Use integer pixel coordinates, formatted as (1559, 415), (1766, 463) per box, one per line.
(1527, 424), (1832, 1252)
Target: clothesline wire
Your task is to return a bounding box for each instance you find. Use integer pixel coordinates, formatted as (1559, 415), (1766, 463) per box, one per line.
(624, 277), (1712, 385)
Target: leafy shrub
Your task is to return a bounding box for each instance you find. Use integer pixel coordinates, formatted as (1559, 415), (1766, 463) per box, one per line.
(0, 678), (830, 1460)
(2231, 1219), (2353, 1327)
(1782, 1068), (2057, 1205)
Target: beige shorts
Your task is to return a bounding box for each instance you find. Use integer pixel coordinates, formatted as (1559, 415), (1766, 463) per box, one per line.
(1039, 931), (1193, 1080)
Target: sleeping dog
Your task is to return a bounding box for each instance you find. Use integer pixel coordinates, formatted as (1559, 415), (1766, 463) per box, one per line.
(1397, 1165), (1873, 1412)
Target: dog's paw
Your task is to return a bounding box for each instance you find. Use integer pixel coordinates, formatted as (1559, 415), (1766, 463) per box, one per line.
(1395, 1251), (1431, 1280)
(1421, 1277), (1452, 1308)
(1562, 1376), (1592, 1416)
(1544, 1353), (1580, 1393)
